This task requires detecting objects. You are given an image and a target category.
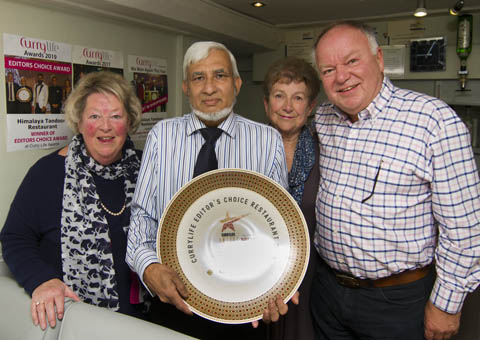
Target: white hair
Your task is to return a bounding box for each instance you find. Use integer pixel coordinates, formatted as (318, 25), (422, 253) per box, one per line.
(364, 31), (379, 55)
(183, 41), (240, 80)
(192, 105), (233, 122)
(311, 21), (379, 65)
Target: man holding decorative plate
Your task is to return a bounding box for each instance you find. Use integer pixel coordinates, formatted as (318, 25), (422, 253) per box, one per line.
(127, 42), (308, 340)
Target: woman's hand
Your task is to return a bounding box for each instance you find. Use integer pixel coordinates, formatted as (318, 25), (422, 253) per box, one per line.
(31, 278), (80, 330)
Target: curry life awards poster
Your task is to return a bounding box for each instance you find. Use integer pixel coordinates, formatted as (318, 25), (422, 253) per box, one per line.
(128, 55), (168, 141)
(72, 45), (124, 85)
(4, 33), (73, 152)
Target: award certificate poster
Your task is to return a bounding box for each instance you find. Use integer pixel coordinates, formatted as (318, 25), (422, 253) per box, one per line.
(285, 30), (315, 64)
(127, 55), (168, 141)
(381, 45), (406, 78)
(72, 45), (124, 85)
(4, 33), (73, 152)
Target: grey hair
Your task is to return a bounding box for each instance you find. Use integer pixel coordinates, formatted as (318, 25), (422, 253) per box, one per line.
(183, 41), (240, 80)
(311, 20), (379, 63)
(64, 71), (142, 134)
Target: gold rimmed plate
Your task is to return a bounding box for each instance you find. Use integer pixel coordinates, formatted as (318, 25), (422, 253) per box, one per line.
(157, 169), (309, 324)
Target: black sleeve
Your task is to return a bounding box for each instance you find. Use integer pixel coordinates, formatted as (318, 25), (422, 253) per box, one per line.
(0, 153), (64, 295)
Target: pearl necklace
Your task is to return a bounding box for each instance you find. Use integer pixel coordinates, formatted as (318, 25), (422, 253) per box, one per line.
(100, 201), (126, 216)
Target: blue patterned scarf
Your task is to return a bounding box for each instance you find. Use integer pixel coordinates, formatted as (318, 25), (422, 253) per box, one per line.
(288, 126), (316, 204)
(61, 134), (139, 311)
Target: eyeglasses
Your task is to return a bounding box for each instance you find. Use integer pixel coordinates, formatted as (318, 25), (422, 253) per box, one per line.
(362, 160), (383, 204)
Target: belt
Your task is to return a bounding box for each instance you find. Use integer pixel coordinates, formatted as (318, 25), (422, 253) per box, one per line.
(333, 264), (432, 288)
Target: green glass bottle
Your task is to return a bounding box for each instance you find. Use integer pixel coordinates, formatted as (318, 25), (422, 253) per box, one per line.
(457, 14), (473, 90)
(457, 14), (473, 60)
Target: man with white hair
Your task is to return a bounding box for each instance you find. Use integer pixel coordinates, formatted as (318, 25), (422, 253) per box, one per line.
(127, 41), (289, 339)
(311, 20), (480, 340)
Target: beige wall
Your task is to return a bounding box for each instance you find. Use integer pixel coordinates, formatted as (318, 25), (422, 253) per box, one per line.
(0, 0), (184, 239)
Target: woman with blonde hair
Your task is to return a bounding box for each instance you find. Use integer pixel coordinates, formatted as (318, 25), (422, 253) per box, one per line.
(1, 71), (145, 330)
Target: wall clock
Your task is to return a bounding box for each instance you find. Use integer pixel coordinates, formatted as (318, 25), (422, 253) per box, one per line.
(410, 37), (446, 72)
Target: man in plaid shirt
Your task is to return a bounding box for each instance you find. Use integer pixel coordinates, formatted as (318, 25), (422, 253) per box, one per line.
(311, 20), (480, 340)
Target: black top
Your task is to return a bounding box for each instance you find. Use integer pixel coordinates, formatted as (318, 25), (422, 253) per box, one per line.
(48, 86), (63, 105)
(0, 149), (143, 317)
(269, 130), (320, 340)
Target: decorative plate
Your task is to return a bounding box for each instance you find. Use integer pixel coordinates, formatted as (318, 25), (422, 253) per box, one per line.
(16, 87), (32, 102)
(157, 169), (309, 324)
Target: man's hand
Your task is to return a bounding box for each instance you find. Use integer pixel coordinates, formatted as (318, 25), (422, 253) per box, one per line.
(424, 300), (461, 340)
(143, 263), (192, 315)
(251, 292), (300, 328)
(31, 278), (80, 330)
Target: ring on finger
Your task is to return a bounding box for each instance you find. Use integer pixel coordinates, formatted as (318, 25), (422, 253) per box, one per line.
(35, 301), (44, 306)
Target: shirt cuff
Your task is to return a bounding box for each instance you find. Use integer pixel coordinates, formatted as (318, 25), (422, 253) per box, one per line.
(429, 279), (467, 314)
(132, 246), (160, 297)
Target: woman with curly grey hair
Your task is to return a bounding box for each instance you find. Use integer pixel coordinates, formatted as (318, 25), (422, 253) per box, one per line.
(1, 71), (145, 330)
(263, 57), (320, 340)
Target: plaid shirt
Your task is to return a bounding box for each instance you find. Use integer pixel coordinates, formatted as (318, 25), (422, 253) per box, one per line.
(314, 77), (480, 314)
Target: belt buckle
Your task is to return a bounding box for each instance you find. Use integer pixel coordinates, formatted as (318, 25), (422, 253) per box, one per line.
(335, 273), (361, 288)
